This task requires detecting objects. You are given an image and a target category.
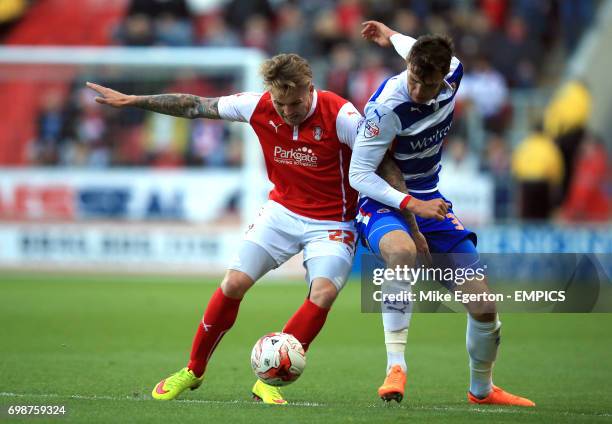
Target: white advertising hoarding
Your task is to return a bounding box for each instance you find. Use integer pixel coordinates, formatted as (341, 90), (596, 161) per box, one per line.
(0, 168), (241, 222)
(0, 222), (304, 277)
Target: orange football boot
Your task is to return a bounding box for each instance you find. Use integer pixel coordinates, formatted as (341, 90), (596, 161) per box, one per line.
(378, 365), (406, 403)
(468, 385), (535, 407)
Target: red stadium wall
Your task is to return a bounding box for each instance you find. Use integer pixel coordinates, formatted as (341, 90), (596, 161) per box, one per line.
(0, 0), (128, 165)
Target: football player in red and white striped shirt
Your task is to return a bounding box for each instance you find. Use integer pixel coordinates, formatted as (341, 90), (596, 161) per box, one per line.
(87, 53), (444, 404)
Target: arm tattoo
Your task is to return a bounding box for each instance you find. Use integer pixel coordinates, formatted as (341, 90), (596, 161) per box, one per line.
(400, 203), (420, 233)
(377, 151), (420, 232)
(132, 94), (220, 119)
(377, 151), (407, 193)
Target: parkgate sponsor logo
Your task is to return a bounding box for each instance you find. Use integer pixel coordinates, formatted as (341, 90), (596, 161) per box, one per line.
(273, 146), (318, 167)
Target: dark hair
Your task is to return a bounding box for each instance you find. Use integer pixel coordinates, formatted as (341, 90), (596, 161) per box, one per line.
(407, 34), (454, 78)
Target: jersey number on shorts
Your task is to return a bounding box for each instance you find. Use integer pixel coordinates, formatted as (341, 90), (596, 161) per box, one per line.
(445, 213), (465, 231)
(328, 230), (356, 251)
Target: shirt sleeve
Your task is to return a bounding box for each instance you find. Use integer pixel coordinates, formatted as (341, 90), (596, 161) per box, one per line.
(217, 92), (262, 122)
(348, 103), (409, 209)
(390, 33), (417, 60)
(336, 102), (363, 149)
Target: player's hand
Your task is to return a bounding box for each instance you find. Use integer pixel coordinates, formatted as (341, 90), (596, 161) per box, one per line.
(406, 198), (450, 221)
(361, 21), (398, 48)
(86, 82), (134, 108)
(412, 230), (432, 265)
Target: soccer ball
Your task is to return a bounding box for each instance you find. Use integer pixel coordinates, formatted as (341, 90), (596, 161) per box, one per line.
(250, 332), (306, 386)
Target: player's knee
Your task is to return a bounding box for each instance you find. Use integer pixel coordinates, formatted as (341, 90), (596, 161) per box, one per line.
(465, 292), (497, 318)
(309, 278), (338, 309)
(465, 288), (497, 319)
(381, 242), (417, 269)
(469, 310), (497, 323)
(220, 270), (254, 299)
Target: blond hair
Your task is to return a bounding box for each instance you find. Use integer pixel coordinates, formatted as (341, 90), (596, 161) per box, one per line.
(260, 53), (313, 95)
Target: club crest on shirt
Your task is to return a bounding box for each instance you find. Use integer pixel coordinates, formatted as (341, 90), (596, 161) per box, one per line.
(364, 120), (380, 138)
(312, 126), (323, 141)
(377, 208), (391, 213)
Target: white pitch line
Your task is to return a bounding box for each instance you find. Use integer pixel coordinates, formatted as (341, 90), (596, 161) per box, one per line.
(1, 392), (610, 417)
(367, 404), (527, 415)
(0, 392), (322, 407)
(415, 405), (525, 414)
(371, 403), (612, 418)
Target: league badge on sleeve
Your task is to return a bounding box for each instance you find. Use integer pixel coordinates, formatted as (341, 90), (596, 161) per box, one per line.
(364, 120), (380, 138)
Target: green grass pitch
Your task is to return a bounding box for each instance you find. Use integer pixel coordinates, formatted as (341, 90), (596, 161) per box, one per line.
(1, 273), (611, 423)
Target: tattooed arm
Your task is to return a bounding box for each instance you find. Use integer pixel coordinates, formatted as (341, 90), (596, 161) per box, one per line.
(86, 82), (220, 119)
(377, 151), (432, 263)
(132, 94), (220, 119)
(377, 152), (418, 231)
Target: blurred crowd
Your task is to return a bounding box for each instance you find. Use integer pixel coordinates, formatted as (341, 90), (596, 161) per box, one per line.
(32, 76), (241, 168)
(23, 0), (608, 221)
(0, 0), (29, 39)
(511, 80), (609, 222)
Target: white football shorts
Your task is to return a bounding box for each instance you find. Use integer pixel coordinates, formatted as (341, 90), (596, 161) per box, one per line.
(229, 200), (356, 290)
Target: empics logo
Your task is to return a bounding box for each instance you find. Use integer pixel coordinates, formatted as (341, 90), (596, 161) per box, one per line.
(273, 146), (318, 167)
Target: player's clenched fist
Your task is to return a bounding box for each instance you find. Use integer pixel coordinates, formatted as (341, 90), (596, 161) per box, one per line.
(86, 82), (135, 108)
(405, 197), (450, 221)
(361, 20), (398, 47)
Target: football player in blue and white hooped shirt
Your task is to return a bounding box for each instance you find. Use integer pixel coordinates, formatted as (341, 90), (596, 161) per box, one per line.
(349, 21), (534, 407)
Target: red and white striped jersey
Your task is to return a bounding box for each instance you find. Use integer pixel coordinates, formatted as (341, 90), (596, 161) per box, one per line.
(218, 90), (362, 222)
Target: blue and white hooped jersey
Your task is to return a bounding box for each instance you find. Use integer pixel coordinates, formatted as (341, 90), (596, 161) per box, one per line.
(348, 34), (477, 260)
(348, 34), (463, 209)
(367, 58), (463, 191)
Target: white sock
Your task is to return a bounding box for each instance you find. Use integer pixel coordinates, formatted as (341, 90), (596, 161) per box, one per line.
(381, 279), (412, 373)
(384, 328), (408, 373)
(466, 314), (501, 398)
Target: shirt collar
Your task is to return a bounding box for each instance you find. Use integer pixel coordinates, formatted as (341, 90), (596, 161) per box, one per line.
(404, 70), (455, 105)
(304, 89), (318, 121)
(429, 79), (454, 104)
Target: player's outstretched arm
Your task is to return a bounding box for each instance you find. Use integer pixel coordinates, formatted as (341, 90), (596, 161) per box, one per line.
(86, 82), (221, 119)
(361, 21), (416, 59)
(361, 21), (398, 48)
